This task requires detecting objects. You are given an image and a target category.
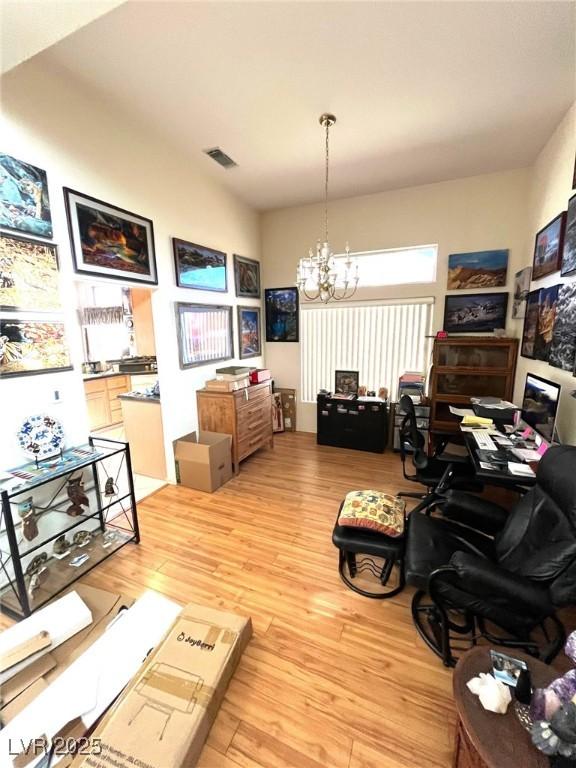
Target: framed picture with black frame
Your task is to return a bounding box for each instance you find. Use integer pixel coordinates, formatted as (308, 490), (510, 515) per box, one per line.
(175, 302), (233, 369)
(443, 292), (508, 333)
(334, 370), (359, 395)
(0, 233), (61, 312)
(265, 287), (299, 342)
(172, 238), (227, 292)
(237, 305), (262, 359)
(0, 153), (53, 238)
(532, 212), (566, 280)
(64, 187), (157, 284)
(233, 254), (260, 298)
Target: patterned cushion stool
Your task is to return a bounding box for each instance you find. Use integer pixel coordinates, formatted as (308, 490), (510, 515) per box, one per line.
(332, 490), (406, 599)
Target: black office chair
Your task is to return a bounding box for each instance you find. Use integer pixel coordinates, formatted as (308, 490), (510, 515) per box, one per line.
(405, 444), (576, 667)
(397, 395), (481, 511)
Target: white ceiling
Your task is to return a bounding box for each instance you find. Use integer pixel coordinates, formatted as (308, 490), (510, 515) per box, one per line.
(0, 0), (125, 74)
(12, 1), (576, 210)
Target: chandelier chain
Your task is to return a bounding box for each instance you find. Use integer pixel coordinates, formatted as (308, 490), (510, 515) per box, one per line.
(324, 117), (329, 244)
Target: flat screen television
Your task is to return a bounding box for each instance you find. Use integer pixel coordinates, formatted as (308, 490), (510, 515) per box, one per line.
(521, 373), (561, 443)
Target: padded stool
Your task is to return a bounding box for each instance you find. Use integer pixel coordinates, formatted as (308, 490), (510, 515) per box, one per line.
(332, 490), (406, 599)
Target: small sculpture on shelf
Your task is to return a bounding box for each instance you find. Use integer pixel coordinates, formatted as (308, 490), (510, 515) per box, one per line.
(104, 477), (119, 498)
(52, 534), (72, 559)
(102, 530), (118, 549)
(25, 552), (48, 599)
(66, 476), (89, 517)
(72, 529), (92, 548)
(17, 496), (38, 542)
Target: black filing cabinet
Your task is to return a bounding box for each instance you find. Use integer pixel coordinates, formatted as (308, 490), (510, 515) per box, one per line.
(316, 395), (388, 453)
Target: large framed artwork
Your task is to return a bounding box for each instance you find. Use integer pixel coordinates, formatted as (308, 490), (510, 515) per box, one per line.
(532, 213), (566, 280)
(237, 305), (261, 359)
(534, 285), (560, 362)
(63, 188), (157, 284)
(549, 283), (576, 372)
(0, 233), (60, 312)
(0, 319), (72, 377)
(521, 290), (541, 359)
(512, 266), (532, 320)
(443, 293), (508, 333)
(0, 154), (52, 238)
(265, 287), (299, 342)
(447, 250), (508, 290)
(335, 370), (359, 395)
(561, 194), (576, 277)
(175, 302), (233, 369)
(172, 238), (227, 292)
(233, 255), (260, 298)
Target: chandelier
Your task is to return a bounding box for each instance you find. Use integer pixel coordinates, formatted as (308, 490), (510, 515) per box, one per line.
(296, 113), (359, 303)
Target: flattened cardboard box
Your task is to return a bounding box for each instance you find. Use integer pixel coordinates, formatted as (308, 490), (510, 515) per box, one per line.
(71, 602), (252, 768)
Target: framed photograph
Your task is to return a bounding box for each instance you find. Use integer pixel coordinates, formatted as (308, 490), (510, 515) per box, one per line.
(234, 254), (260, 298)
(175, 302), (233, 369)
(534, 284), (560, 362)
(272, 392), (285, 432)
(265, 287), (299, 342)
(447, 249), (508, 290)
(561, 194), (576, 277)
(549, 283), (576, 372)
(0, 318), (72, 378)
(63, 188), (157, 284)
(237, 305), (261, 359)
(521, 290), (541, 359)
(443, 292), (508, 333)
(335, 370), (359, 395)
(0, 154), (53, 238)
(0, 233), (61, 312)
(490, 650), (527, 687)
(512, 266), (532, 320)
(532, 212), (566, 280)
(172, 238), (227, 292)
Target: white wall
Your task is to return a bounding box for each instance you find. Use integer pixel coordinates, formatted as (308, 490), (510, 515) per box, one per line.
(261, 168), (531, 432)
(0, 59), (262, 478)
(513, 103), (576, 445)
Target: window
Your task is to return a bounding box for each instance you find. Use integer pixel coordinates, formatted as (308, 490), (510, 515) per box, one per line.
(300, 299), (433, 402)
(333, 245), (437, 286)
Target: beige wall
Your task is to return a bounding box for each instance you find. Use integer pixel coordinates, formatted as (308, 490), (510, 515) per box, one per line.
(131, 288), (157, 357)
(262, 169), (531, 432)
(0, 59), (262, 478)
(513, 103), (576, 445)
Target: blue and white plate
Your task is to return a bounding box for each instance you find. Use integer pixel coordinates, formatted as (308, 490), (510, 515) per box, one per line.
(17, 414), (65, 459)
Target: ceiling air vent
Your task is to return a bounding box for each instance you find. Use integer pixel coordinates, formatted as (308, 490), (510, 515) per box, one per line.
(203, 147), (237, 169)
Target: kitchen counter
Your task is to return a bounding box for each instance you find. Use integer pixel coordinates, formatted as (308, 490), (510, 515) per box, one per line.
(83, 370), (157, 381)
(118, 392), (161, 403)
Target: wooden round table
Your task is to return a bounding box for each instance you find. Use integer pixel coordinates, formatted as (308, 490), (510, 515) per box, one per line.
(453, 647), (558, 768)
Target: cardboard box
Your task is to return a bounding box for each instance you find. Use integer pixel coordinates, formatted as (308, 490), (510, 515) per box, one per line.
(274, 387), (297, 431)
(205, 377), (249, 392)
(71, 603), (252, 768)
(174, 431), (232, 492)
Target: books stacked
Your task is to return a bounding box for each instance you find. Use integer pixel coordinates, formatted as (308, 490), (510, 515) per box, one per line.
(206, 366), (250, 392)
(398, 372), (426, 403)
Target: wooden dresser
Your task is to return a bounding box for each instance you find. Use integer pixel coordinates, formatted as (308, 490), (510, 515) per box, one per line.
(196, 381), (273, 473)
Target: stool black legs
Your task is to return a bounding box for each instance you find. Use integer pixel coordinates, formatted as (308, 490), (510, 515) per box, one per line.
(337, 549), (405, 599)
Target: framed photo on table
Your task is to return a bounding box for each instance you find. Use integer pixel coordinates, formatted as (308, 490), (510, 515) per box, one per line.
(532, 212), (566, 280)
(237, 305), (261, 359)
(233, 255), (260, 298)
(0, 233), (61, 312)
(334, 370), (359, 395)
(64, 188), (157, 284)
(0, 153), (53, 238)
(172, 238), (227, 292)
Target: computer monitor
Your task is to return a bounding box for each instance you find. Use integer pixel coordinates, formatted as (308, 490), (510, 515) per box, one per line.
(521, 373), (561, 443)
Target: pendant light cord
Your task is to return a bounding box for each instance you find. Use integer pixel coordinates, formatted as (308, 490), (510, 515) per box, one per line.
(324, 117), (329, 244)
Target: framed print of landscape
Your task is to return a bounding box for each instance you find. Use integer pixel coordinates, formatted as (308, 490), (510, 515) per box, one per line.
(534, 285), (560, 362)
(234, 254), (260, 298)
(64, 188), (157, 284)
(521, 290), (541, 359)
(265, 287), (299, 342)
(512, 266), (531, 319)
(532, 212), (565, 280)
(172, 238), (227, 292)
(0, 318), (72, 378)
(0, 154), (53, 238)
(561, 194), (576, 277)
(447, 249), (508, 290)
(443, 293), (508, 333)
(0, 233), (61, 312)
(237, 305), (261, 359)
(549, 283), (576, 372)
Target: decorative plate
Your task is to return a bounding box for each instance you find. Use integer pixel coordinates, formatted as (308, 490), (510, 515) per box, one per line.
(17, 414), (65, 459)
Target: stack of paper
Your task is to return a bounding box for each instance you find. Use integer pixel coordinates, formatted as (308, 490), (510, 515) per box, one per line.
(508, 462), (536, 478)
(462, 415), (494, 428)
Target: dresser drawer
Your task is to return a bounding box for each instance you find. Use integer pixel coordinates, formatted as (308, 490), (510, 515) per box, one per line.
(237, 397), (272, 430)
(237, 426), (271, 460)
(234, 383), (272, 410)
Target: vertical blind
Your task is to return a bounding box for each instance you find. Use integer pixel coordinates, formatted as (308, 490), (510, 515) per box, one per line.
(300, 299), (433, 402)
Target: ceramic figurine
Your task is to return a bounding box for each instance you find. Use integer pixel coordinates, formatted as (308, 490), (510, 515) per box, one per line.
(104, 477), (118, 497)
(25, 552), (48, 577)
(72, 529), (92, 547)
(66, 476), (89, 517)
(52, 534), (71, 558)
(17, 496), (38, 542)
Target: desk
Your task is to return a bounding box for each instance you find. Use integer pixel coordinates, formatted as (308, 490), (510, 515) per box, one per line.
(453, 647), (555, 768)
(462, 432), (537, 489)
(317, 395), (388, 453)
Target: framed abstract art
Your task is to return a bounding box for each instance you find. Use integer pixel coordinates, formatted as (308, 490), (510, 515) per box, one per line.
(233, 255), (260, 298)
(0, 154), (53, 238)
(265, 287), (299, 342)
(0, 233), (61, 312)
(64, 188), (157, 284)
(0, 318), (72, 377)
(237, 305), (261, 359)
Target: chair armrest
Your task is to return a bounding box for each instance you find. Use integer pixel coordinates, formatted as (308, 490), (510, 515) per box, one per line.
(442, 551), (552, 616)
(440, 490), (508, 535)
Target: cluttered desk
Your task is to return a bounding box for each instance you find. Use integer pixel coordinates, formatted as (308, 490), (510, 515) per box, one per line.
(453, 373), (561, 488)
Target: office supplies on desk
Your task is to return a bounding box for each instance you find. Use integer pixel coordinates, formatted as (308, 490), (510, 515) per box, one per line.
(449, 406), (476, 417)
(462, 415), (494, 428)
(512, 448), (542, 463)
(472, 431), (497, 451)
(508, 462), (536, 478)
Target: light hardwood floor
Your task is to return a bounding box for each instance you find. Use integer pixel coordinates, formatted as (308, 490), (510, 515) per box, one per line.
(78, 431), (456, 768)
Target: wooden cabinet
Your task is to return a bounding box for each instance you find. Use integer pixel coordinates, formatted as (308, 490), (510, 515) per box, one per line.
(430, 337), (518, 435)
(196, 381), (273, 473)
(84, 375), (131, 431)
